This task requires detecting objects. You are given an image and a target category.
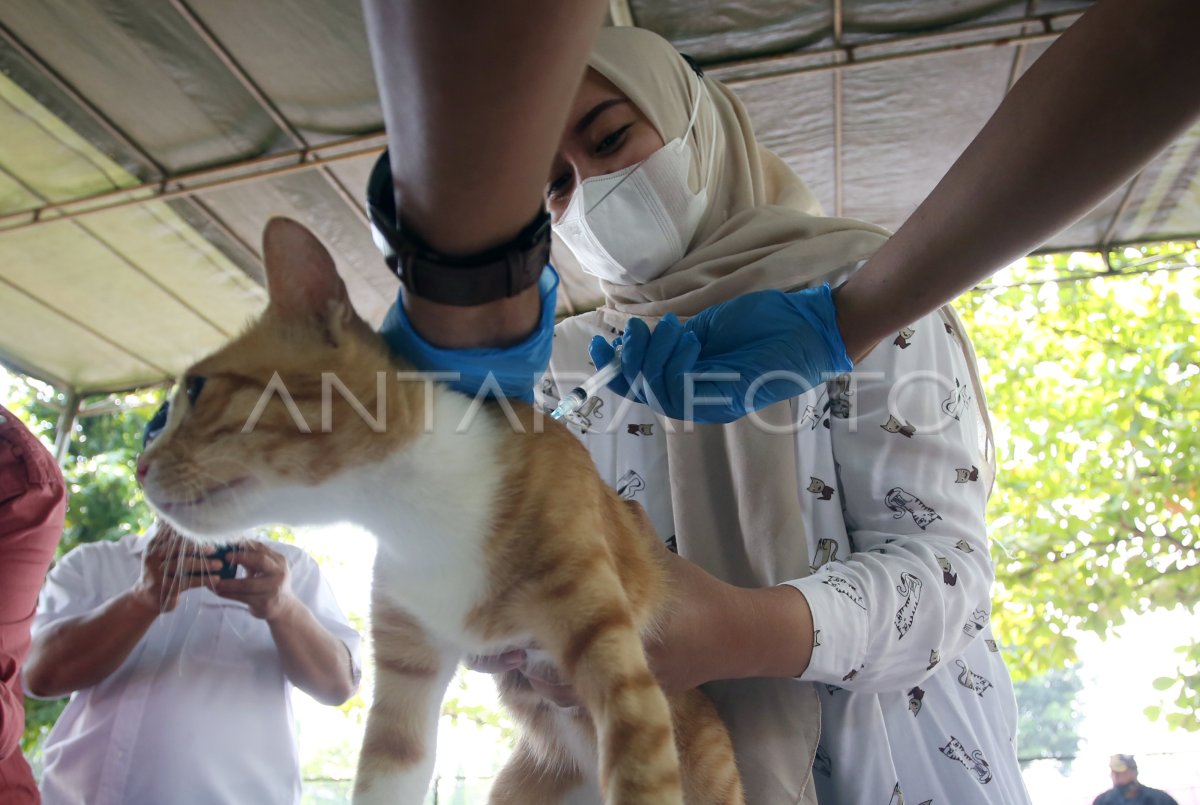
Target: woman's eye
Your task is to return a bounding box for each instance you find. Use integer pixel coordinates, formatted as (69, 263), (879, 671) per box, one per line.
(547, 172), (572, 198)
(596, 124), (631, 155)
(186, 376), (206, 406)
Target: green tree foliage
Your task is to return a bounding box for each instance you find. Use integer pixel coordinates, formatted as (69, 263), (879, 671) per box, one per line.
(1013, 666), (1084, 770)
(4, 379), (162, 559)
(957, 242), (1198, 730)
(1146, 638), (1200, 732)
(442, 667), (516, 746)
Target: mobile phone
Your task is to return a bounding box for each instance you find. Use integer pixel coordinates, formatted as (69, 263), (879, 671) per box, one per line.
(210, 544), (238, 579)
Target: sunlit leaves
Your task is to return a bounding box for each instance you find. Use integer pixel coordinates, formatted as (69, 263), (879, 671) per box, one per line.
(1145, 640), (1200, 732)
(959, 244), (1198, 730)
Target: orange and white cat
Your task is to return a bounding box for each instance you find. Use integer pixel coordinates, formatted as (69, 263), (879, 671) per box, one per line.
(140, 218), (743, 805)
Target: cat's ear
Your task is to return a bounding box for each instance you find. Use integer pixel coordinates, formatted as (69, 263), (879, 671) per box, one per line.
(261, 217), (352, 340)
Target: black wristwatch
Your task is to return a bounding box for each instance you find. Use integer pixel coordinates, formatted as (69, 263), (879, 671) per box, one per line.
(366, 150), (550, 307)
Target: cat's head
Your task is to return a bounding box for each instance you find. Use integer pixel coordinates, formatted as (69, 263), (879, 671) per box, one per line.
(139, 217), (416, 539)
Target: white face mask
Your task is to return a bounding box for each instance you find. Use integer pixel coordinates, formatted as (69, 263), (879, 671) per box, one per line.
(555, 74), (716, 285)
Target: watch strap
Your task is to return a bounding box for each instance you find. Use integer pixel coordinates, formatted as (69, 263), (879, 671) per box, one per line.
(366, 150), (550, 307)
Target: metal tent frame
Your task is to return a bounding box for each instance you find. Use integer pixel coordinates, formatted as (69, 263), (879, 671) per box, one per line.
(1, 0), (1196, 462)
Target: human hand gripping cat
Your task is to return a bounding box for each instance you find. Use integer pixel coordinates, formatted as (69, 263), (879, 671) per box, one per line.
(647, 552), (815, 694)
(468, 547), (816, 704)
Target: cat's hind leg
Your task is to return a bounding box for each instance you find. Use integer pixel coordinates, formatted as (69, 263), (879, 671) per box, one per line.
(353, 599), (458, 805)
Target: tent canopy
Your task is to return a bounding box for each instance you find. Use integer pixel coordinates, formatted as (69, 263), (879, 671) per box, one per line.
(2, 0), (1197, 395)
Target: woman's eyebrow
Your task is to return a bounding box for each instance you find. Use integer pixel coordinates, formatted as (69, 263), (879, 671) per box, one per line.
(574, 98), (630, 135)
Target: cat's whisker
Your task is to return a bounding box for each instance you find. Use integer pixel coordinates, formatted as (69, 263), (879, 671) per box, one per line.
(166, 540), (184, 613)
(158, 530), (175, 613)
(188, 465), (255, 521)
(188, 447), (242, 471)
(188, 454), (261, 507)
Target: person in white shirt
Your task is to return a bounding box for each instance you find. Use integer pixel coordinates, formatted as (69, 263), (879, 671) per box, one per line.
(23, 406), (361, 805)
(24, 521), (361, 805)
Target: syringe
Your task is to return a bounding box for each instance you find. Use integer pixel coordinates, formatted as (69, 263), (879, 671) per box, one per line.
(549, 345), (624, 421)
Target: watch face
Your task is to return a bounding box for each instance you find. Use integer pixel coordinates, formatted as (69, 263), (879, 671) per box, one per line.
(366, 150), (400, 269)
(368, 217), (399, 271)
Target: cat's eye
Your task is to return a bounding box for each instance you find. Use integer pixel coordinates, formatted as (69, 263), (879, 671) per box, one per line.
(185, 375), (206, 406)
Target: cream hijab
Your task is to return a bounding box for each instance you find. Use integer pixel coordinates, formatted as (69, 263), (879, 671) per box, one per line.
(586, 26), (890, 316)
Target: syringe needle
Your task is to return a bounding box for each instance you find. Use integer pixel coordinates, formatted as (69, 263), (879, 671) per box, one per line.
(549, 345), (624, 421)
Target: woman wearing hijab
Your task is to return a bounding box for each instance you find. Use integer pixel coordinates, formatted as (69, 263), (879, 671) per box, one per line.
(377, 24), (1024, 805)
(566, 27), (1020, 805)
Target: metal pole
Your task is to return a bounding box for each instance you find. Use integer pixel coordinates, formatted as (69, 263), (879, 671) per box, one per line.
(709, 10), (1080, 87)
(53, 390), (80, 465)
(166, 0), (370, 227)
(832, 0), (845, 217)
(0, 17), (265, 270)
(0, 133), (387, 234)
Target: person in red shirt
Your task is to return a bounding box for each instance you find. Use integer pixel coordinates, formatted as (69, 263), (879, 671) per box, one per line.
(0, 404), (65, 803)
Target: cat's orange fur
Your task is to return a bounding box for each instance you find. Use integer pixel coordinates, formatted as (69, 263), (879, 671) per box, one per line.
(140, 218), (743, 805)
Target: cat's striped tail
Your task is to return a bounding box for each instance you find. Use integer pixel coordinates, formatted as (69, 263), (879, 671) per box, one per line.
(530, 566), (685, 805)
(672, 689), (745, 805)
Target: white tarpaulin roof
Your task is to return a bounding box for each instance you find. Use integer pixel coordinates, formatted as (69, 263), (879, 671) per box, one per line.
(1, 0), (1197, 394)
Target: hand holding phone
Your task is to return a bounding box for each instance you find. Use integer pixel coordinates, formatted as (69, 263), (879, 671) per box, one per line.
(209, 544), (238, 579)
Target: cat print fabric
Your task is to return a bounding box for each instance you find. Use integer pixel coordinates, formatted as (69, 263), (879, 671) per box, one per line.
(894, 572), (923, 639)
(541, 300), (1028, 805)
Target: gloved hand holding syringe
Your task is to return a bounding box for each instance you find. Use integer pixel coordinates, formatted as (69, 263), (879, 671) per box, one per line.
(549, 345), (624, 421)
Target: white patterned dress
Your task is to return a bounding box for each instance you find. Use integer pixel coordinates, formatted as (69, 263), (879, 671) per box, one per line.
(537, 295), (1031, 805)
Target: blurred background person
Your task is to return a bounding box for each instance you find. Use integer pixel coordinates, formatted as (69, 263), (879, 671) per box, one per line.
(1, 405), (65, 804)
(22, 403), (361, 805)
(1093, 754), (1180, 805)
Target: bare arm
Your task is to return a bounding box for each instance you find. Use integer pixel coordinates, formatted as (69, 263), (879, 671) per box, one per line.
(646, 557), (814, 694)
(23, 529), (216, 698)
(362, 0), (607, 348)
(214, 543), (356, 706)
(265, 598), (357, 707)
(835, 0), (1200, 360)
(471, 553), (814, 700)
(23, 591), (161, 698)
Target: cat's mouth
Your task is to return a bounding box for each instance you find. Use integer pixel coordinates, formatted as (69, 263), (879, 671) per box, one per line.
(154, 476), (254, 512)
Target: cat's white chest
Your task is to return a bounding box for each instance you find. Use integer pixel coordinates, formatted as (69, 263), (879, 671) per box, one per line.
(355, 393), (507, 646)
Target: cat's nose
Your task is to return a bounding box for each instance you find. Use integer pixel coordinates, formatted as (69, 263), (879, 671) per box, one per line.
(136, 454), (151, 482)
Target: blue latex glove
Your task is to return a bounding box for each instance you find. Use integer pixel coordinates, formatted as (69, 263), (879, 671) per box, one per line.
(588, 284), (852, 423)
(380, 266), (558, 403)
